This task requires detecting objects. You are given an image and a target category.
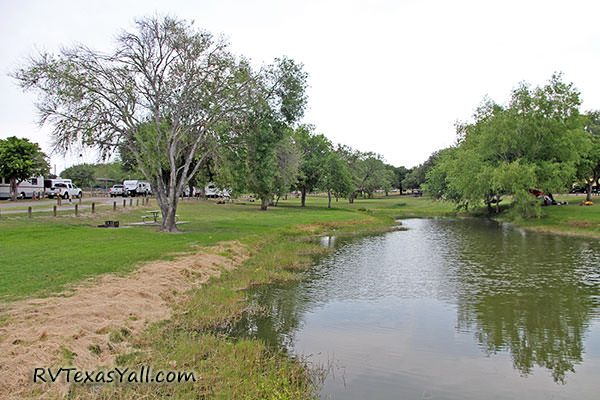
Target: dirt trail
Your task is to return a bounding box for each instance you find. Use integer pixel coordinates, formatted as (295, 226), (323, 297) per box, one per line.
(0, 242), (249, 399)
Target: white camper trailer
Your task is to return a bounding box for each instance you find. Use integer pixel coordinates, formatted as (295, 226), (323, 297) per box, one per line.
(0, 176), (44, 199)
(123, 180), (152, 197)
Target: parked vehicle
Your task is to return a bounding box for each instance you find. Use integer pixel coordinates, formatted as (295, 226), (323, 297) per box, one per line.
(0, 175), (44, 199)
(53, 181), (82, 199)
(123, 180), (152, 197)
(109, 184), (126, 197)
(204, 182), (230, 199)
(45, 178), (71, 198)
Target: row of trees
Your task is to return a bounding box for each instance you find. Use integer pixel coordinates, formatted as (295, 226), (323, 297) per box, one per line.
(222, 125), (405, 210)
(422, 74), (599, 216)
(15, 16), (407, 231)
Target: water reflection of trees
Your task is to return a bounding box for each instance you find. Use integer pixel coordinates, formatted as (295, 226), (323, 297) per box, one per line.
(230, 281), (308, 351)
(449, 221), (600, 384)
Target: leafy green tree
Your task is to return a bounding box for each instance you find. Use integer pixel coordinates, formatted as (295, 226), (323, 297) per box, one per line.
(239, 58), (308, 210)
(347, 153), (389, 202)
(294, 126), (331, 207)
(426, 74), (587, 216)
(388, 165), (408, 194)
(575, 110), (600, 201)
(273, 134), (301, 205)
(403, 151), (440, 191)
(0, 137), (49, 200)
(15, 16), (296, 232)
(61, 163), (95, 189)
(323, 150), (353, 208)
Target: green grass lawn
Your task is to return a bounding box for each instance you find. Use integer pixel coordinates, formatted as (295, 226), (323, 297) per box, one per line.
(500, 193), (600, 236)
(0, 195), (414, 302)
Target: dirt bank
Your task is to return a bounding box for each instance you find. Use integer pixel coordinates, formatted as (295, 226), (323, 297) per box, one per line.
(0, 242), (249, 398)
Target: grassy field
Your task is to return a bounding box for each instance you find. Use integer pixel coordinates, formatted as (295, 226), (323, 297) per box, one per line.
(1, 194), (416, 399)
(0, 195), (452, 302)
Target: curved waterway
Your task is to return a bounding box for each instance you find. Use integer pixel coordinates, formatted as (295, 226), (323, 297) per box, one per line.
(233, 218), (600, 399)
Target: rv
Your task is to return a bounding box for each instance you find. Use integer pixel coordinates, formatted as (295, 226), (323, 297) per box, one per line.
(123, 180), (152, 197)
(0, 175), (44, 199)
(204, 182), (230, 199)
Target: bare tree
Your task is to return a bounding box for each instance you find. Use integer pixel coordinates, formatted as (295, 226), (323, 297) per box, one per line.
(15, 16), (259, 232)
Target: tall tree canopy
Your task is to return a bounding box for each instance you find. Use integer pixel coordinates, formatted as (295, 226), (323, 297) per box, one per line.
(0, 137), (49, 200)
(294, 125), (331, 207)
(15, 16), (302, 231)
(426, 74), (587, 216)
(235, 58), (307, 210)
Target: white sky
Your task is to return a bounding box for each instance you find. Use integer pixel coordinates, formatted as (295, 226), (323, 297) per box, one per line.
(1, 0), (600, 174)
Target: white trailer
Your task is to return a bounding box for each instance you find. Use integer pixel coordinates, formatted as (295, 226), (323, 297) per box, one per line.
(123, 180), (152, 197)
(0, 175), (44, 199)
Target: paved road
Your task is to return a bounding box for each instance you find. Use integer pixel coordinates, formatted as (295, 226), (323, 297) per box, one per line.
(0, 197), (140, 215)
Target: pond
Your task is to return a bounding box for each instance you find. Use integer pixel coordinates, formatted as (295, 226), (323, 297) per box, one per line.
(233, 218), (600, 399)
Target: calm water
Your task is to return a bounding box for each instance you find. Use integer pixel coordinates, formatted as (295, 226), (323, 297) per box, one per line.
(234, 218), (600, 399)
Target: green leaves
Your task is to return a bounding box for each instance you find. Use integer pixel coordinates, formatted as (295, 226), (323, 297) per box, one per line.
(426, 74), (587, 216)
(0, 137), (49, 181)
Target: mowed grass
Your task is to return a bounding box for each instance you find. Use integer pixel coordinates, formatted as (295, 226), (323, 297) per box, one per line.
(0, 195), (404, 302)
(501, 193), (600, 236)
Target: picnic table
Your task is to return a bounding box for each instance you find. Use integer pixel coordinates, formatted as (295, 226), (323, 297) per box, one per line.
(143, 210), (161, 223)
(141, 210), (179, 224)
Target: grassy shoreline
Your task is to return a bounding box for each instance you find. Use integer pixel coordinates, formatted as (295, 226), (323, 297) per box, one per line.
(64, 205), (397, 399)
(2, 196), (400, 398)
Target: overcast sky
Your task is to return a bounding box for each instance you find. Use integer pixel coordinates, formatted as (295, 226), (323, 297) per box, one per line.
(2, 0), (600, 174)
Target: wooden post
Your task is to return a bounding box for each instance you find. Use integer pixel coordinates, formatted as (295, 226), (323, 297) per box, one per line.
(129, 198), (133, 207)
(123, 199), (126, 208)
(92, 203), (95, 214)
(75, 204), (78, 217)
(79, 197), (82, 205)
(136, 199), (139, 207)
(113, 201), (116, 211)
(53, 205), (57, 217)
(28, 206), (32, 218)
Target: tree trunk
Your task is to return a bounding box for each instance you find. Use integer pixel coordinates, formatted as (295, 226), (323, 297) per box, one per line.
(349, 191), (355, 204)
(260, 198), (269, 210)
(160, 203), (180, 232)
(586, 182), (592, 202)
(328, 189), (332, 208)
(157, 180), (181, 233)
(301, 188), (307, 207)
(275, 195), (280, 206)
(9, 177), (18, 201)
(495, 194), (500, 213)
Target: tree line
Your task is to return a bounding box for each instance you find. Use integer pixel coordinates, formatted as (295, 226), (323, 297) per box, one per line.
(13, 16), (409, 231)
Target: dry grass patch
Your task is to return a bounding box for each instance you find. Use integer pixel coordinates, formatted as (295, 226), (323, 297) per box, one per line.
(0, 242), (249, 399)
